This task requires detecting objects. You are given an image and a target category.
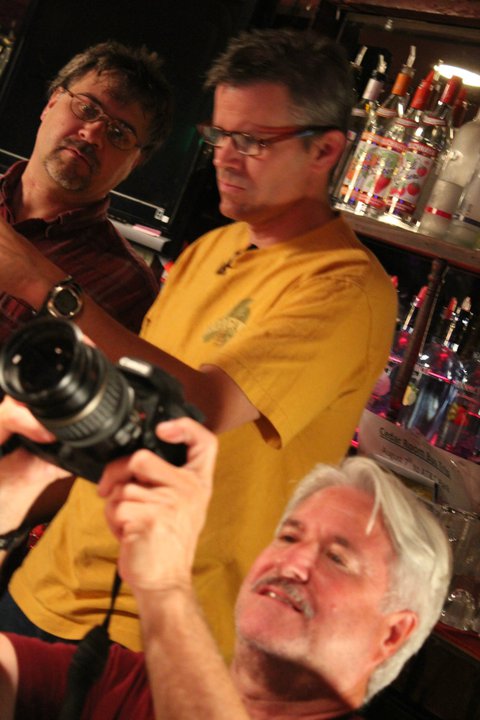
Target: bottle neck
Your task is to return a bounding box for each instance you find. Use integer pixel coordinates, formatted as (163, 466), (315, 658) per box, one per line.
(402, 286), (427, 331)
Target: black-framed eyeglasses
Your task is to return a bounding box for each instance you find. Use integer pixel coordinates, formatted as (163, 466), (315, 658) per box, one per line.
(62, 88), (142, 151)
(196, 123), (336, 157)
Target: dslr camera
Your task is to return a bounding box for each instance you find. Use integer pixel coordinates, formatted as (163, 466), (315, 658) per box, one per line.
(0, 317), (203, 482)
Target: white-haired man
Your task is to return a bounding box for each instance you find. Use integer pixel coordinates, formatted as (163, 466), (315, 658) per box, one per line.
(0, 399), (451, 720)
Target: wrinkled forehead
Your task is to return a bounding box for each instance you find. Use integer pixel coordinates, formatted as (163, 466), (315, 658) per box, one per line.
(70, 69), (133, 105)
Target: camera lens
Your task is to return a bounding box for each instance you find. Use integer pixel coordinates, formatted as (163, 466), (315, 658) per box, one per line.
(0, 317), (135, 448)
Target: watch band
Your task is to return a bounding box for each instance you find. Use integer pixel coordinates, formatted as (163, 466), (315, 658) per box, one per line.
(39, 276), (84, 320)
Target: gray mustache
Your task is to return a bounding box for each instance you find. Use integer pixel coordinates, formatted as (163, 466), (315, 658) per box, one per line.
(252, 576), (314, 619)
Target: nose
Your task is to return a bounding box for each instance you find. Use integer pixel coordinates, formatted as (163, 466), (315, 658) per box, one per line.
(78, 118), (106, 147)
(213, 137), (243, 168)
(276, 541), (317, 583)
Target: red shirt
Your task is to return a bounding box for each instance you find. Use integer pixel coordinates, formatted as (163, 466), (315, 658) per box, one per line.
(0, 161), (159, 343)
(8, 633), (154, 719)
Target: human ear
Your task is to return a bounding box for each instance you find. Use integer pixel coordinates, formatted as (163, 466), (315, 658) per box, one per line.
(311, 129), (346, 171)
(378, 610), (418, 663)
(40, 87), (63, 121)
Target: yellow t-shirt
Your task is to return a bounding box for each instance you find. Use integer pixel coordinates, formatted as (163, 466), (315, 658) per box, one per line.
(10, 216), (396, 659)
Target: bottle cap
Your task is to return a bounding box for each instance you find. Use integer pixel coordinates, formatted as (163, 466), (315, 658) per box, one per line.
(439, 75), (463, 107)
(410, 69), (435, 110)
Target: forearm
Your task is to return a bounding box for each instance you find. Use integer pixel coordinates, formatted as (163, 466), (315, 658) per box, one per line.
(3, 239), (257, 432)
(136, 588), (250, 720)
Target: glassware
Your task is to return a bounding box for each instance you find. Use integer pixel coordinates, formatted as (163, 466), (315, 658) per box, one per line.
(445, 151), (480, 248)
(398, 299), (469, 443)
(382, 75), (463, 225)
(366, 285), (427, 417)
(419, 108), (480, 239)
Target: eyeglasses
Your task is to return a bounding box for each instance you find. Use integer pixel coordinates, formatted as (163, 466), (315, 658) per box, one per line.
(196, 123), (335, 157)
(62, 88), (142, 151)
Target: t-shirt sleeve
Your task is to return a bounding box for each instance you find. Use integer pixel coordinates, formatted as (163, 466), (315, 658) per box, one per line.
(208, 274), (380, 447)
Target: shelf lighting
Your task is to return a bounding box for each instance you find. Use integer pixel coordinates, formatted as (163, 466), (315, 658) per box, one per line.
(434, 62), (480, 88)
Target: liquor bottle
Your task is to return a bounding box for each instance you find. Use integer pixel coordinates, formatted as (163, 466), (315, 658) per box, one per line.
(366, 285), (427, 416)
(350, 45), (368, 100)
(418, 107), (480, 239)
(428, 296), (458, 345)
(331, 54), (387, 199)
(375, 46), (416, 124)
(435, 316), (480, 460)
(336, 50), (418, 211)
(343, 68), (435, 216)
(382, 75), (463, 224)
(399, 297), (470, 443)
(444, 150), (480, 248)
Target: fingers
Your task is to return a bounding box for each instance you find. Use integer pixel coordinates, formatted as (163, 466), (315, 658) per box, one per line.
(98, 417), (217, 498)
(0, 396), (55, 445)
(156, 417), (218, 474)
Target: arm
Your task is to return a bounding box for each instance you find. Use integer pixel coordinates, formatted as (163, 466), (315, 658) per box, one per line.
(0, 217), (258, 433)
(0, 634), (18, 720)
(98, 418), (251, 720)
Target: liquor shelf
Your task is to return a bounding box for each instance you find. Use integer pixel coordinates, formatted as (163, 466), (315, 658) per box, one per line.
(341, 208), (480, 275)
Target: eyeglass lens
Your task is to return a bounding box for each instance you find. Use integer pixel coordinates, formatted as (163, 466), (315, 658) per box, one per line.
(69, 93), (137, 150)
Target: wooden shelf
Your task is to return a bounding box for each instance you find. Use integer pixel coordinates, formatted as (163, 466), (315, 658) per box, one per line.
(330, 0), (480, 26)
(340, 209), (480, 275)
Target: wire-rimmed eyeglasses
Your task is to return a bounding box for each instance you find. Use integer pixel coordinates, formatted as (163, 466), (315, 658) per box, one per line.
(196, 123), (336, 157)
(62, 88), (142, 151)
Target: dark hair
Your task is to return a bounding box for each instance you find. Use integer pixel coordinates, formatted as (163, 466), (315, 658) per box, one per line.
(205, 29), (353, 133)
(49, 40), (173, 160)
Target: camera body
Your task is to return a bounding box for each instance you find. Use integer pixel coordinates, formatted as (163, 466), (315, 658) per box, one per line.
(0, 317), (203, 482)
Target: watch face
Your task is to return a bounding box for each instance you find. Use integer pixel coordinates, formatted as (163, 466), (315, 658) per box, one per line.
(55, 288), (81, 316)
(46, 280), (83, 319)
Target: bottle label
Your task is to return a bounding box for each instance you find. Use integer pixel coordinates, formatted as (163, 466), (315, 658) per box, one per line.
(338, 131), (382, 204)
(387, 140), (438, 217)
(395, 117), (418, 129)
(356, 136), (408, 210)
(422, 115), (447, 127)
(377, 108), (397, 119)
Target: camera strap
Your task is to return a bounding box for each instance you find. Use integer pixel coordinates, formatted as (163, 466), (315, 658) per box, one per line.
(58, 569), (122, 720)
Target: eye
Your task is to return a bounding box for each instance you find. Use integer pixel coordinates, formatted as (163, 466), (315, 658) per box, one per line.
(77, 100), (99, 121)
(327, 550), (348, 567)
(277, 532), (298, 544)
(236, 133), (260, 154)
(108, 124), (126, 143)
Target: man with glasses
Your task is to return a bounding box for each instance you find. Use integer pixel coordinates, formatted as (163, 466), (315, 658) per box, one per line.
(0, 40), (172, 343)
(0, 30), (397, 662)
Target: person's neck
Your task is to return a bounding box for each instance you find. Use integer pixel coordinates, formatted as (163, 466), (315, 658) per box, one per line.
(12, 161), (100, 223)
(247, 199), (336, 249)
(230, 646), (360, 720)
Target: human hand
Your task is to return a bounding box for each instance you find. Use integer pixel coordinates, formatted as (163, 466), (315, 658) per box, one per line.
(98, 418), (217, 595)
(0, 396), (69, 534)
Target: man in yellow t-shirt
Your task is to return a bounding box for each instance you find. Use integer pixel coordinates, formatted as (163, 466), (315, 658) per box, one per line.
(0, 29), (397, 660)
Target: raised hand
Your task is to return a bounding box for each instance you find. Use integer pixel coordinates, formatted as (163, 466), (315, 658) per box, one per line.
(98, 418), (217, 595)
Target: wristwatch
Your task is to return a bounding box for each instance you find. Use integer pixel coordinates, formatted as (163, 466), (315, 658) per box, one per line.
(40, 276), (84, 320)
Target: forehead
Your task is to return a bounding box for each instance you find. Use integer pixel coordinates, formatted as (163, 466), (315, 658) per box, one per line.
(213, 81), (296, 128)
(68, 70), (150, 134)
(282, 486), (392, 550)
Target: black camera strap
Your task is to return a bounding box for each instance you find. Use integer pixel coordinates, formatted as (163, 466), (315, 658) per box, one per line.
(59, 569), (122, 720)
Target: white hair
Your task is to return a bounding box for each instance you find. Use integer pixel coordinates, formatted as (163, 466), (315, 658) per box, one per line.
(280, 456), (452, 702)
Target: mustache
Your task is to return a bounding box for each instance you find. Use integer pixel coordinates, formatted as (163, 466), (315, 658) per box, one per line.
(57, 138), (99, 171)
(252, 576), (315, 619)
